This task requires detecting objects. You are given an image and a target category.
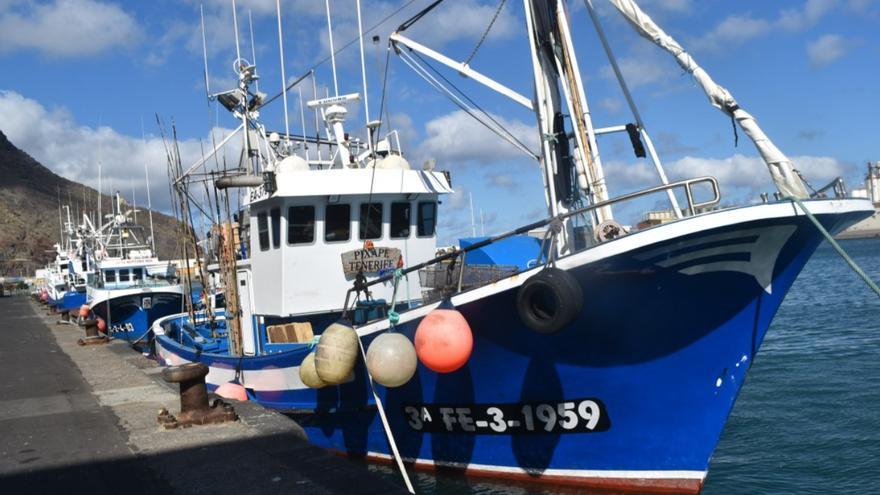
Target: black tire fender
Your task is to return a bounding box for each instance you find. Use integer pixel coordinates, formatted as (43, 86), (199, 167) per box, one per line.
(516, 267), (583, 334)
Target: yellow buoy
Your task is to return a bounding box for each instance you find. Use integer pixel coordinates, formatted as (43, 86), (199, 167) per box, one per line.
(314, 321), (359, 385)
(366, 333), (417, 388)
(299, 352), (327, 389)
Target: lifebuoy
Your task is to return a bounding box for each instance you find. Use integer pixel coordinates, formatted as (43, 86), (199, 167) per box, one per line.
(516, 267), (583, 334)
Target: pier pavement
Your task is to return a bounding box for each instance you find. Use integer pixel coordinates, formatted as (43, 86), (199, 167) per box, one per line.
(0, 295), (406, 494)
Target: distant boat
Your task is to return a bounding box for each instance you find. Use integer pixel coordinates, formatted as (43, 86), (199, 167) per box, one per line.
(837, 161), (880, 239)
(43, 206), (92, 315)
(85, 192), (184, 343)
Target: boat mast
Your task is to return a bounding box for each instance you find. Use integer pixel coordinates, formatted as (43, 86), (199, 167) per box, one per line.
(324, 0), (339, 97)
(356, 0), (372, 135)
(141, 118), (156, 253)
(523, 0), (614, 242)
(275, 0), (291, 154)
(523, 0), (575, 251)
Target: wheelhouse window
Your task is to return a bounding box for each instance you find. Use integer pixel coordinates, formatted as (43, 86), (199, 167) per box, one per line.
(132, 268), (143, 281)
(288, 206), (315, 244)
(271, 208), (282, 248)
(104, 270), (116, 283)
(417, 202), (437, 237)
(257, 212), (269, 251)
(325, 204), (350, 242)
(118, 269), (130, 282)
(390, 202), (411, 239)
(359, 203), (383, 240)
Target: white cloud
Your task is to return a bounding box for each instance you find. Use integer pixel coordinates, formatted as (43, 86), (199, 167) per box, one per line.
(693, 14), (772, 52)
(806, 34), (850, 67)
(599, 97), (623, 113)
(485, 172), (517, 190)
(0, 0), (141, 57)
(599, 40), (688, 90)
(605, 153), (851, 200)
(695, 0), (839, 53)
(637, 0), (694, 14)
(418, 110), (538, 167)
(778, 0), (838, 31)
(0, 90), (237, 214)
(406, 0), (517, 49)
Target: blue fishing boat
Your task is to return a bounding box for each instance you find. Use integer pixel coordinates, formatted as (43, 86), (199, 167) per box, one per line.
(86, 192), (184, 343)
(43, 206), (94, 318)
(153, 1), (875, 492)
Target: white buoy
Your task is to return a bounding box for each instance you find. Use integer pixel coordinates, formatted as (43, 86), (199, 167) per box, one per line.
(315, 321), (359, 385)
(366, 333), (417, 388)
(299, 352), (327, 389)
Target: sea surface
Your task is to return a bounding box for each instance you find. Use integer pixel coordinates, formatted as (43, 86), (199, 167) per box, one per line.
(367, 238), (880, 494)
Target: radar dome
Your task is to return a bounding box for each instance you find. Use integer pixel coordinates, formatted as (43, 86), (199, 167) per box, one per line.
(276, 155), (309, 174)
(375, 154), (411, 170)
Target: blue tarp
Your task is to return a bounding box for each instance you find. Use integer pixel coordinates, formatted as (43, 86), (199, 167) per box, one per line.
(458, 235), (543, 270)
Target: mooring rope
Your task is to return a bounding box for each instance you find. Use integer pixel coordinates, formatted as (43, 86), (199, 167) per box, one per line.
(787, 196), (880, 297)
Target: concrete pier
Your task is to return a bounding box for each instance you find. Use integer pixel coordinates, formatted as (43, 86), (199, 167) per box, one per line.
(0, 295), (406, 494)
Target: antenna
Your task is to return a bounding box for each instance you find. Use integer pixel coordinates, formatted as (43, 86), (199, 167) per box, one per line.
(356, 0), (371, 130)
(200, 3), (211, 96)
(142, 118), (156, 253)
(275, 0), (290, 146)
(469, 192), (476, 237)
(299, 86), (309, 161)
(247, 9), (259, 92)
(231, 0), (250, 172)
(131, 177), (137, 224)
(97, 122), (103, 227)
(312, 70), (322, 162)
(232, 0), (242, 67)
(324, 0), (339, 96)
(57, 186), (63, 244)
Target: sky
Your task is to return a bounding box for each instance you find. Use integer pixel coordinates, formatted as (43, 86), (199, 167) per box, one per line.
(0, 0), (878, 244)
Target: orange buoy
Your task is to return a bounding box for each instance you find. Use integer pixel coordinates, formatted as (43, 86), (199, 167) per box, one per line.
(215, 381), (248, 401)
(96, 317), (106, 333)
(79, 305), (90, 318)
(40, 291), (48, 302)
(414, 301), (473, 373)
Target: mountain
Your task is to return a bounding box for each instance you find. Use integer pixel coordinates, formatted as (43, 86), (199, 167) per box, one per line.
(0, 130), (184, 276)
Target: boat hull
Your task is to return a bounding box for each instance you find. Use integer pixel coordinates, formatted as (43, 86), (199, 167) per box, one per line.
(154, 200), (873, 493)
(54, 290), (86, 312)
(91, 288), (184, 342)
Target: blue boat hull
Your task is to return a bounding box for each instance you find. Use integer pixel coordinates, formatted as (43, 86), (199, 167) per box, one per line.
(55, 290), (86, 312)
(92, 291), (184, 342)
(154, 202), (871, 492)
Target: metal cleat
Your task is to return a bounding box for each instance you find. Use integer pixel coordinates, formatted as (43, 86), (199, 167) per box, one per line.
(77, 319), (108, 345)
(157, 363), (237, 429)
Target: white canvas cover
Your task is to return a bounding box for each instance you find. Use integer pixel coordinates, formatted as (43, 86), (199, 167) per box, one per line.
(605, 0), (809, 198)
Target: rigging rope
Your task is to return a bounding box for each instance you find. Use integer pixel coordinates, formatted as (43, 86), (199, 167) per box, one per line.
(787, 196), (880, 298)
(397, 50), (537, 160)
(259, 0), (421, 110)
(413, 51), (535, 155)
(397, 0), (446, 32)
(363, 44), (394, 249)
(464, 0), (507, 66)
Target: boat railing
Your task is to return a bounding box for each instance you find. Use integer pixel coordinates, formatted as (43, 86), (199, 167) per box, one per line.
(343, 176), (720, 310)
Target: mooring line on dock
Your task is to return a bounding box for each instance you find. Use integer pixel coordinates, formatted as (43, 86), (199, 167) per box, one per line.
(788, 196), (880, 298)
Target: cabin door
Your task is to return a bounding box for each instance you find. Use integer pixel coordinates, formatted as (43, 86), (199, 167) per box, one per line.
(237, 269), (256, 356)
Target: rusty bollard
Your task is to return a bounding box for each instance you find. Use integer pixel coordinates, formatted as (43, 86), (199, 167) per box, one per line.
(57, 310), (71, 325)
(157, 363), (237, 429)
(77, 319), (109, 346)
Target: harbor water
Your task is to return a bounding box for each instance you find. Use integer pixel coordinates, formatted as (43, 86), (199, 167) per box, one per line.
(365, 238), (880, 494)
